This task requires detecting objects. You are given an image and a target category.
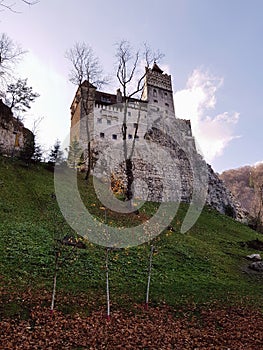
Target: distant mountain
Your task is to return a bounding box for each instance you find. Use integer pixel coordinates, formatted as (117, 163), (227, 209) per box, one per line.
(220, 163), (263, 231)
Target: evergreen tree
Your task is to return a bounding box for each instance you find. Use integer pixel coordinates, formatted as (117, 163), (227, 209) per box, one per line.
(19, 132), (34, 164)
(32, 143), (43, 163)
(49, 139), (64, 165)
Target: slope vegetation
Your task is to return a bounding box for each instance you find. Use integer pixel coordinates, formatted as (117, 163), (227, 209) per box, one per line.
(0, 156), (262, 308)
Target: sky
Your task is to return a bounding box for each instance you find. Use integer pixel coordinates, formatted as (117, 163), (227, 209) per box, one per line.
(1, 0), (263, 173)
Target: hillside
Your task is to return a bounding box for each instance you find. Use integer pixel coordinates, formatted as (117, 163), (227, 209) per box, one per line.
(1, 156), (263, 348)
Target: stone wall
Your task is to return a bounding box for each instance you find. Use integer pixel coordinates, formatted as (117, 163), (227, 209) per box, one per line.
(0, 100), (34, 157)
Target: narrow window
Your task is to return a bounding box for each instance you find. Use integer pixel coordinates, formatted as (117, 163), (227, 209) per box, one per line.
(153, 89), (157, 97)
(97, 118), (102, 124)
(128, 111), (131, 116)
(112, 134), (117, 140)
(165, 103), (169, 107)
(154, 99), (158, 103)
(107, 120), (111, 125)
(128, 134), (133, 139)
(100, 132), (105, 138)
(133, 123), (138, 128)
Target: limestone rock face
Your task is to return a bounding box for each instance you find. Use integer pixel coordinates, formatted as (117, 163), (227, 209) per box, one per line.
(0, 100), (34, 157)
(91, 120), (247, 223)
(206, 164), (248, 222)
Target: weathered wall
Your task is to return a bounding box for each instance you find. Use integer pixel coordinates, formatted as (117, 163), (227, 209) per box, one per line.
(0, 100), (34, 157)
(92, 120), (247, 223)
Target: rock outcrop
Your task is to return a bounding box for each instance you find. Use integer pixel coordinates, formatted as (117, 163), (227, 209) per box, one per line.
(0, 99), (34, 157)
(206, 164), (248, 222)
(92, 121), (248, 223)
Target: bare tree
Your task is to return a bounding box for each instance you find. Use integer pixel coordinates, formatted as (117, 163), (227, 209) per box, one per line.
(66, 42), (108, 179)
(0, 0), (39, 13)
(66, 42), (105, 88)
(0, 33), (25, 89)
(115, 40), (163, 201)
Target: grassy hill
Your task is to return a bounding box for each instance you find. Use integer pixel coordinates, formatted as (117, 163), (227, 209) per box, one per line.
(1, 155), (263, 317)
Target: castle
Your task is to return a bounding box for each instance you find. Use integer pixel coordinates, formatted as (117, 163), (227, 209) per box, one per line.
(70, 63), (247, 221)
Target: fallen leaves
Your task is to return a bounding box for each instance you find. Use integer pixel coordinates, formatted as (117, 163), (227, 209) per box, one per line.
(1, 290), (263, 349)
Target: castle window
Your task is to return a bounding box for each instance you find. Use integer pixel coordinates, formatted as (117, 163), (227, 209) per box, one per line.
(100, 132), (105, 138)
(133, 123), (138, 128)
(101, 96), (111, 103)
(107, 119), (111, 125)
(164, 92), (168, 97)
(128, 134), (133, 139)
(97, 118), (102, 124)
(128, 111), (131, 116)
(112, 134), (117, 140)
(165, 103), (169, 107)
(153, 89), (157, 97)
(154, 99), (158, 103)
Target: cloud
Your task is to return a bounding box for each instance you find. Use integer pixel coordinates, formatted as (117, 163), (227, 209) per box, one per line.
(15, 50), (74, 154)
(174, 68), (240, 163)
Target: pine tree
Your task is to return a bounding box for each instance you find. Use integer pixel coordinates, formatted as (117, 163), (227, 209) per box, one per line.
(49, 139), (64, 165)
(32, 143), (43, 163)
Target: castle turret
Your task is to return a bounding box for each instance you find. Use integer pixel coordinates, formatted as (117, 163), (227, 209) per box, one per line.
(142, 62), (175, 117)
(70, 81), (97, 146)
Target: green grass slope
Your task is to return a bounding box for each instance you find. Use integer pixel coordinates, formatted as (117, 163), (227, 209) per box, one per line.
(0, 156), (263, 315)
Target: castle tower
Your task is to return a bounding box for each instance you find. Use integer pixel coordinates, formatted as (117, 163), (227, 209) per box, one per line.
(70, 81), (97, 147)
(142, 62), (175, 118)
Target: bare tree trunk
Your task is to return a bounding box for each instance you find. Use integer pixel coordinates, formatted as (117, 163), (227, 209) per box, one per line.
(84, 141), (92, 180)
(79, 84), (93, 181)
(105, 247), (110, 320)
(50, 252), (59, 316)
(122, 101), (142, 202)
(145, 244), (154, 310)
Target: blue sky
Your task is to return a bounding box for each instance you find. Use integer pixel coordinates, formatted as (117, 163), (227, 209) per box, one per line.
(1, 0), (262, 172)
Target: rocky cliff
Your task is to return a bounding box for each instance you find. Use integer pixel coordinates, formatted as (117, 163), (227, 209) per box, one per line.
(206, 164), (248, 222)
(91, 120), (248, 223)
(0, 99), (34, 157)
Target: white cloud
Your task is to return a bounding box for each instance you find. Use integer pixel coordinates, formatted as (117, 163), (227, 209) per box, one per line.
(16, 51), (74, 154)
(174, 68), (240, 163)
(253, 160), (263, 167)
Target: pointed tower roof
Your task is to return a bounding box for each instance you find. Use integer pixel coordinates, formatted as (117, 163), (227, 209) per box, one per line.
(152, 62), (163, 74)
